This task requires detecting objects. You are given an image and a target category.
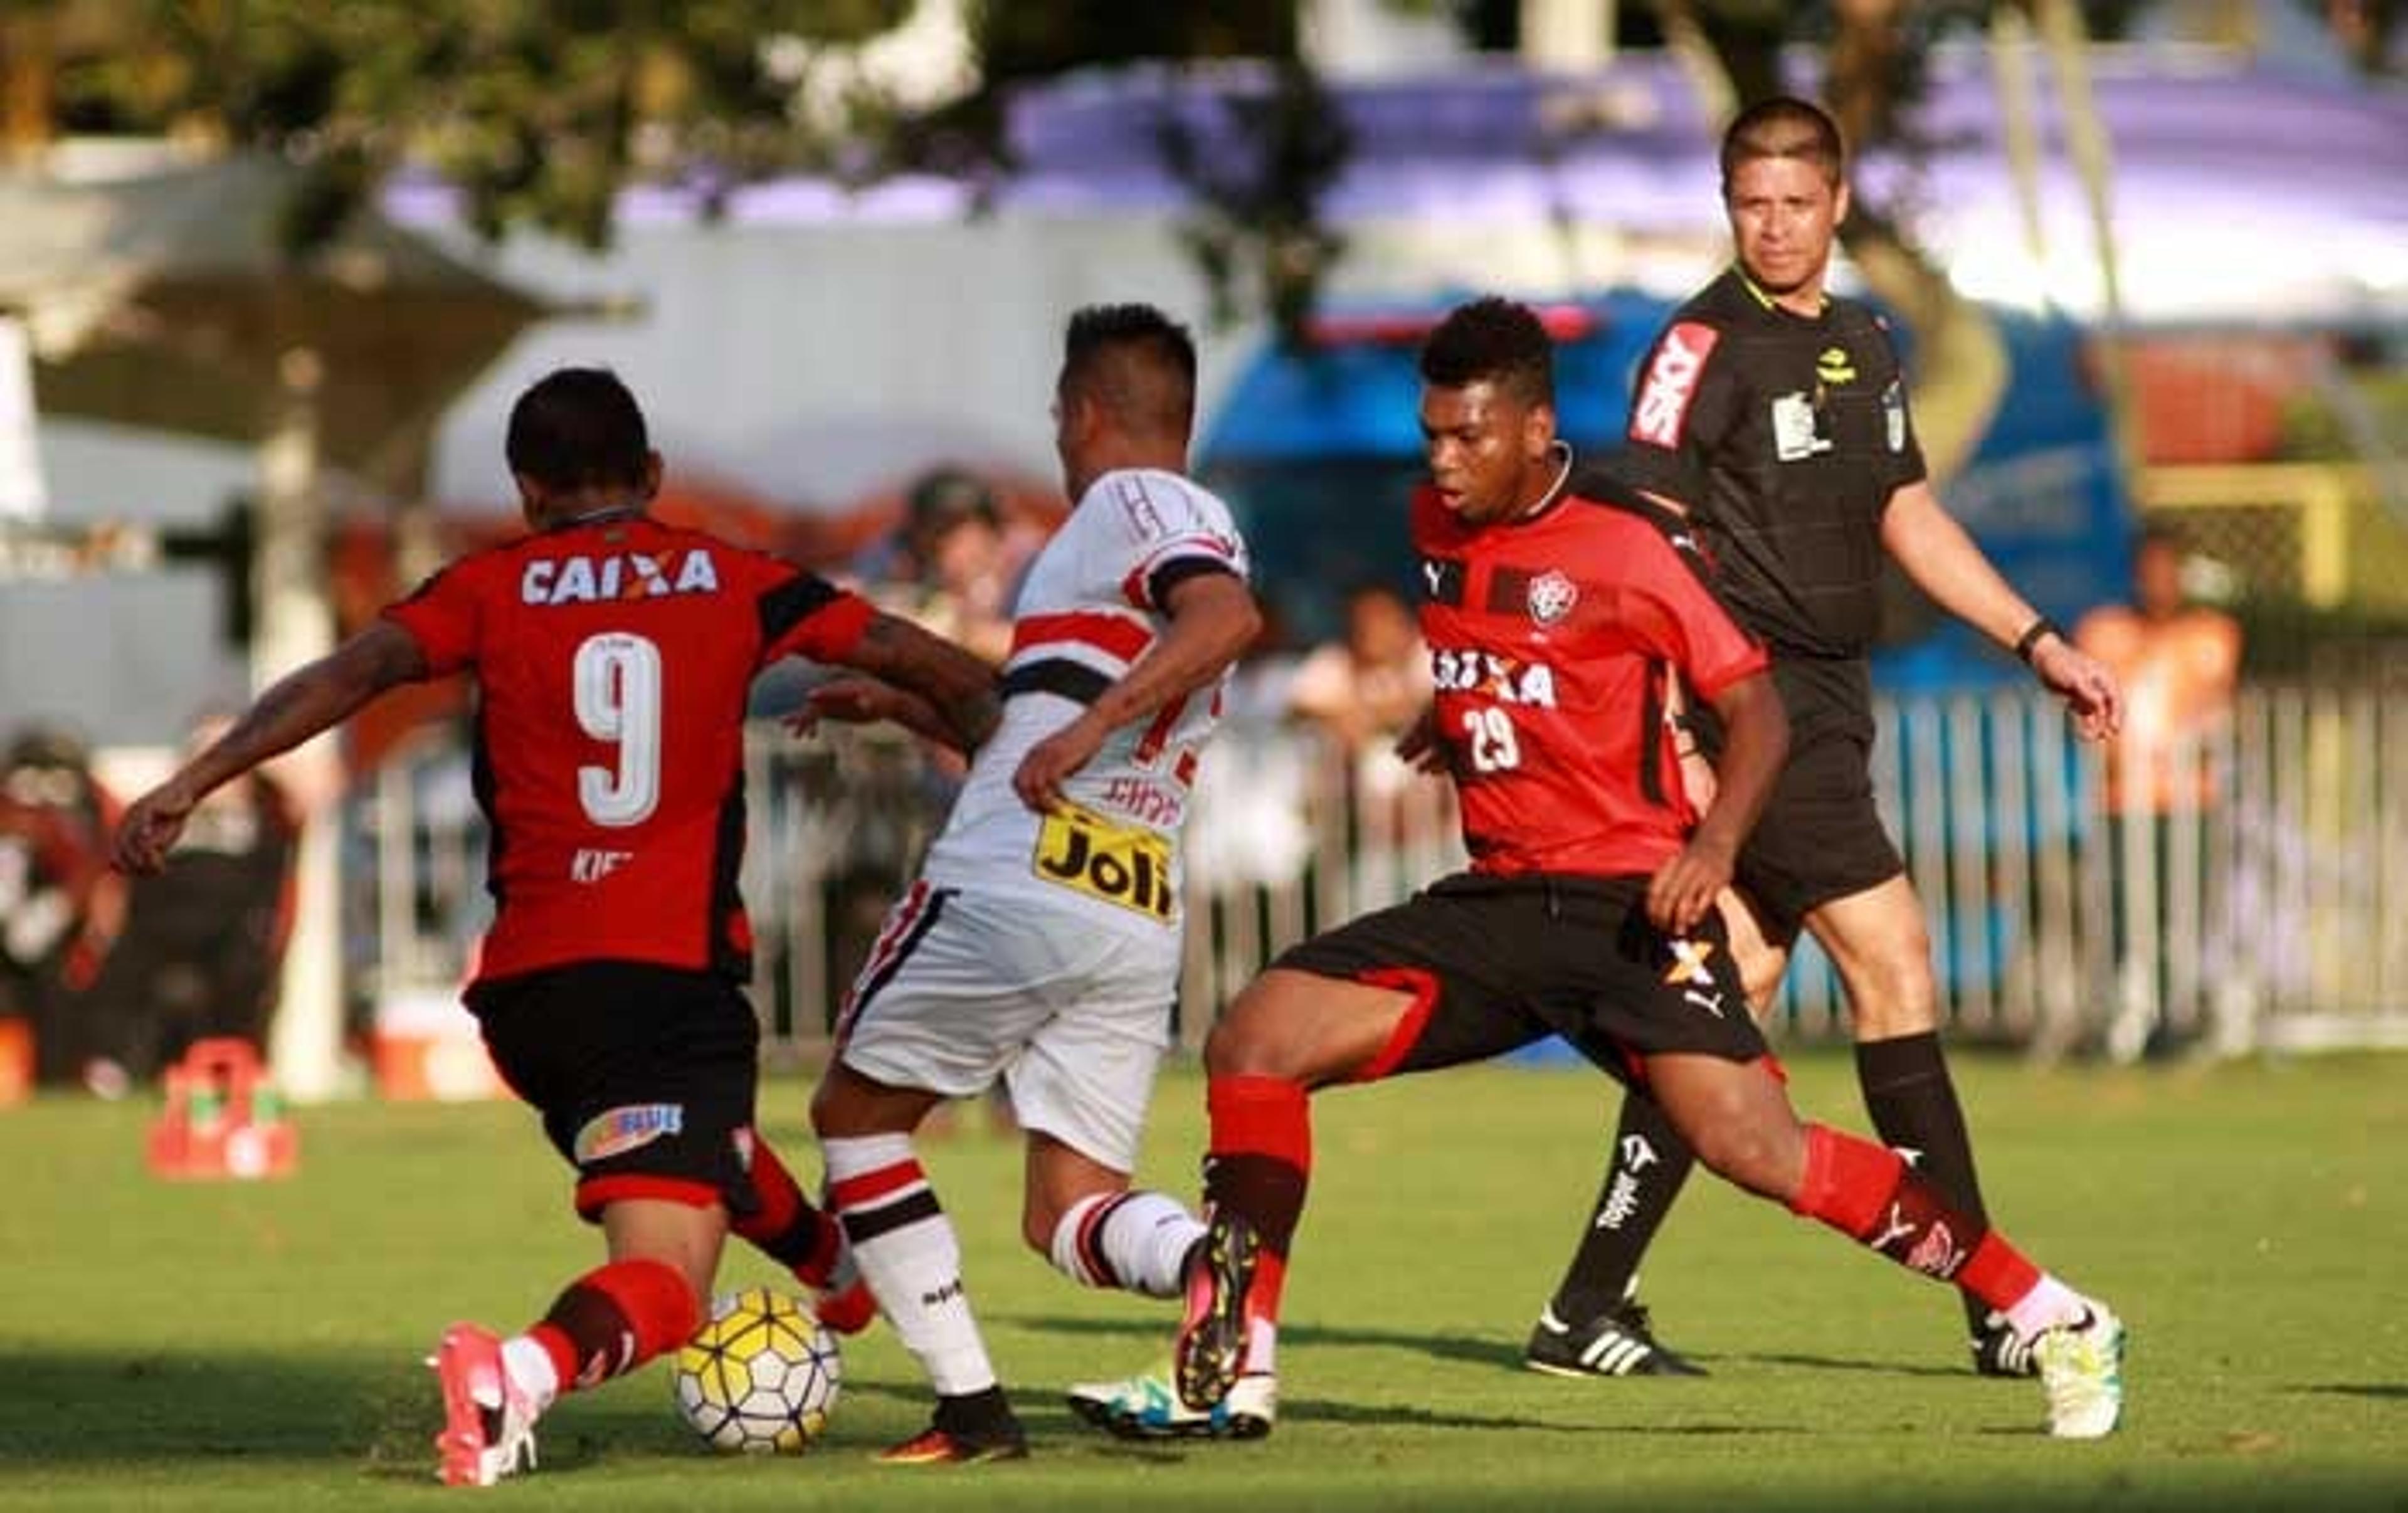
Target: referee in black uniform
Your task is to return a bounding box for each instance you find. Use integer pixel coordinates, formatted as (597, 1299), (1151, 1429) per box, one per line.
(1519, 96), (2124, 1383)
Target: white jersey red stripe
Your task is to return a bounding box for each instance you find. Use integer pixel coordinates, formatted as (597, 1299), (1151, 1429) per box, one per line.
(1009, 610), (1154, 663)
(919, 467), (1250, 937)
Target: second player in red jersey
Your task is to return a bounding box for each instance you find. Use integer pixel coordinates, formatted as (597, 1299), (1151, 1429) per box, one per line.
(1075, 298), (2126, 1445)
(1410, 479), (1763, 880)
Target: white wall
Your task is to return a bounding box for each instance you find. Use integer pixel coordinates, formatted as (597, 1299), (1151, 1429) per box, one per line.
(2, 419), (253, 748)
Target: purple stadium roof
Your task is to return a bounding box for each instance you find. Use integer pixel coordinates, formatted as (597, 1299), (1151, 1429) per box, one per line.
(383, 48), (2408, 322)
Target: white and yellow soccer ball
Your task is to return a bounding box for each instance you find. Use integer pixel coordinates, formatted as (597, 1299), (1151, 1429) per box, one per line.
(672, 1286), (842, 1453)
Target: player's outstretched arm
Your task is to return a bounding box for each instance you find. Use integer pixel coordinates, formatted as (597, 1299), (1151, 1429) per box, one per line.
(1647, 668), (1787, 933)
(791, 675), (983, 757)
(1879, 480), (2123, 739)
(838, 611), (1002, 756)
(114, 620), (426, 875)
(1013, 570), (1261, 812)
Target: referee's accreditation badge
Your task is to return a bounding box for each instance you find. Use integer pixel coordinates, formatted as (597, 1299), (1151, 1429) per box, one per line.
(1032, 801), (1175, 921)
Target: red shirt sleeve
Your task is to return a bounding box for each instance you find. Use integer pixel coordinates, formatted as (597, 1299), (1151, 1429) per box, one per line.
(755, 561), (874, 667)
(1619, 532), (1766, 699)
(381, 559), (485, 676)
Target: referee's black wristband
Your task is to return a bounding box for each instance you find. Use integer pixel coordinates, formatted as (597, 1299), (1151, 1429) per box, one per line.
(2013, 616), (2064, 665)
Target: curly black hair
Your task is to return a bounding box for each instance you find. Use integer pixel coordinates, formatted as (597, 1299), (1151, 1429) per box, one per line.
(1418, 297), (1553, 409)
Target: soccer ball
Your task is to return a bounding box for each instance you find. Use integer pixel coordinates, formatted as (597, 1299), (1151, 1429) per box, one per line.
(672, 1286), (842, 1453)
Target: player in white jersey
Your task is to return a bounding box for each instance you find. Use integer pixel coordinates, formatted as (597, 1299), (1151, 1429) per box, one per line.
(801, 305), (1262, 1465)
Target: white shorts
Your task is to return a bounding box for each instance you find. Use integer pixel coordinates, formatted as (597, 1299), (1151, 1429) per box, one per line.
(833, 880), (1180, 1172)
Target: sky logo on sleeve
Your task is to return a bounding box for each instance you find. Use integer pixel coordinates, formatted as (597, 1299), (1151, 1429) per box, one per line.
(1630, 323), (1719, 448)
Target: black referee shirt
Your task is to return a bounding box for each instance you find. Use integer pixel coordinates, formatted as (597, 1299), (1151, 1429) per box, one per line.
(1617, 267), (1927, 660)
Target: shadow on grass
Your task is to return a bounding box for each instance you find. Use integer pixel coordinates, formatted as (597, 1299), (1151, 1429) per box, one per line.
(2296, 1384), (2408, 1401)
(1003, 1310), (1960, 1383)
(1000, 1309), (1523, 1370)
(0, 1346), (709, 1480)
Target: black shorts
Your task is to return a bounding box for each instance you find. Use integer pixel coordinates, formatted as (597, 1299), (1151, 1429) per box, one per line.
(1270, 873), (1769, 1082)
(468, 961), (762, 1223)
(1699, 655), (1904, 940)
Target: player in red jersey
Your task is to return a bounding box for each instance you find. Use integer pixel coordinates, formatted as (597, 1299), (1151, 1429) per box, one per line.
(1077, 298), (2124, 1441)
(112, 367), (1002, 1487)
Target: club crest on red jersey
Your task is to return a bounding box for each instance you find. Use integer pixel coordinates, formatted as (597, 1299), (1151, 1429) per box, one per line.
(1526, 569), (1579, 626)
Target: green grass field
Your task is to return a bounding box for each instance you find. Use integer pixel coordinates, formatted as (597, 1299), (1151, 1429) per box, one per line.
(0, 1050), (2399, 1510)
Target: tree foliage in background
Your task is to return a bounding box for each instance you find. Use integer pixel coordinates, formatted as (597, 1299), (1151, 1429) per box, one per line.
(933, 4), (1349, 342)
(3, 0), (913, 250)
(0, 1), (1352, 334)
(1156, 61), (1353, 344)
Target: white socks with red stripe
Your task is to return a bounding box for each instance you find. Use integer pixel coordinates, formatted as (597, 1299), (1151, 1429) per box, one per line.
(821, 1133), (996, 1396)
(1047, 1190), (1205, 1298)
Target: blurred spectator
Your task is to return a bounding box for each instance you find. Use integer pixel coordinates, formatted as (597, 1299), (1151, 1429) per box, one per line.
(73, 711), (300, 1092)
(0, 726), (124, 1090)
(838, 466), (1040, 1137)
(861, 466), (1023, 666)
(1286, 583), (1444, 882)
(2074, 522), (2244, 1058)
(1286, 583), (1432, 749)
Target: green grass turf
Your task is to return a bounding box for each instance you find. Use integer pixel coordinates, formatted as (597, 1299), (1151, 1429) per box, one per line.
(0, 1050), (2399, 1510)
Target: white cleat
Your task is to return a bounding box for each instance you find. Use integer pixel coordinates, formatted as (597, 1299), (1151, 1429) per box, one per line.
(1067, 1367), (1277, 1441)
(2035, 1305), (2126, 1439)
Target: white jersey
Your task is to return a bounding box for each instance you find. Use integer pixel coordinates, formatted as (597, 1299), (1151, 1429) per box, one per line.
(919, 467), (1249, 933)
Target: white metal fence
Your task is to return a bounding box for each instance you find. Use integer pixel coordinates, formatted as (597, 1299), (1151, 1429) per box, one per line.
(349, 672), (2408, 1065)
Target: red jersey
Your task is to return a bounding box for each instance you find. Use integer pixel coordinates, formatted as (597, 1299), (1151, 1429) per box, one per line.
(383, 512), (873, 985)
(1413, 478), (1766, 877)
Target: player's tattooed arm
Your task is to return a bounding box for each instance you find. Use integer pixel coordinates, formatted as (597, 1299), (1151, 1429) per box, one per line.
(836, 611), (1002, 756)
(114, 620), (426, 875)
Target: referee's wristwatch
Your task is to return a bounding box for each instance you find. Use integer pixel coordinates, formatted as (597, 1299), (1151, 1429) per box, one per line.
(2013, 615), (2065, 665)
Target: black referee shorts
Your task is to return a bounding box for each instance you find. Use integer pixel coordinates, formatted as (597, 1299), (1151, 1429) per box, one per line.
(468, 960), (763, 1223)
(1270, 873), (1769, 1082)
(1698, 655), (1906, 941)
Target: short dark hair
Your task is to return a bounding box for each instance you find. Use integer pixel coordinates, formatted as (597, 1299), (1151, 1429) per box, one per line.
(2135, 520), (2187, 555)
(1721, 95), (1847, 196)
(906, 467), (1000, 537)
(1060, 303), (1197, 438)
(505, 367), (651, 491)
(1418, 297), (1553, 408)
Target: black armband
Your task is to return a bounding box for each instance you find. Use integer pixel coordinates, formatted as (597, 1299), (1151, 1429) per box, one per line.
(2013, 616), (2065, 665)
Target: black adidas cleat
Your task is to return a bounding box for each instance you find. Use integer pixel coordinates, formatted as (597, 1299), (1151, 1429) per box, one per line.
(1972, 1310), (2041, 1378)
(1524, 1300), (1706, 1378)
